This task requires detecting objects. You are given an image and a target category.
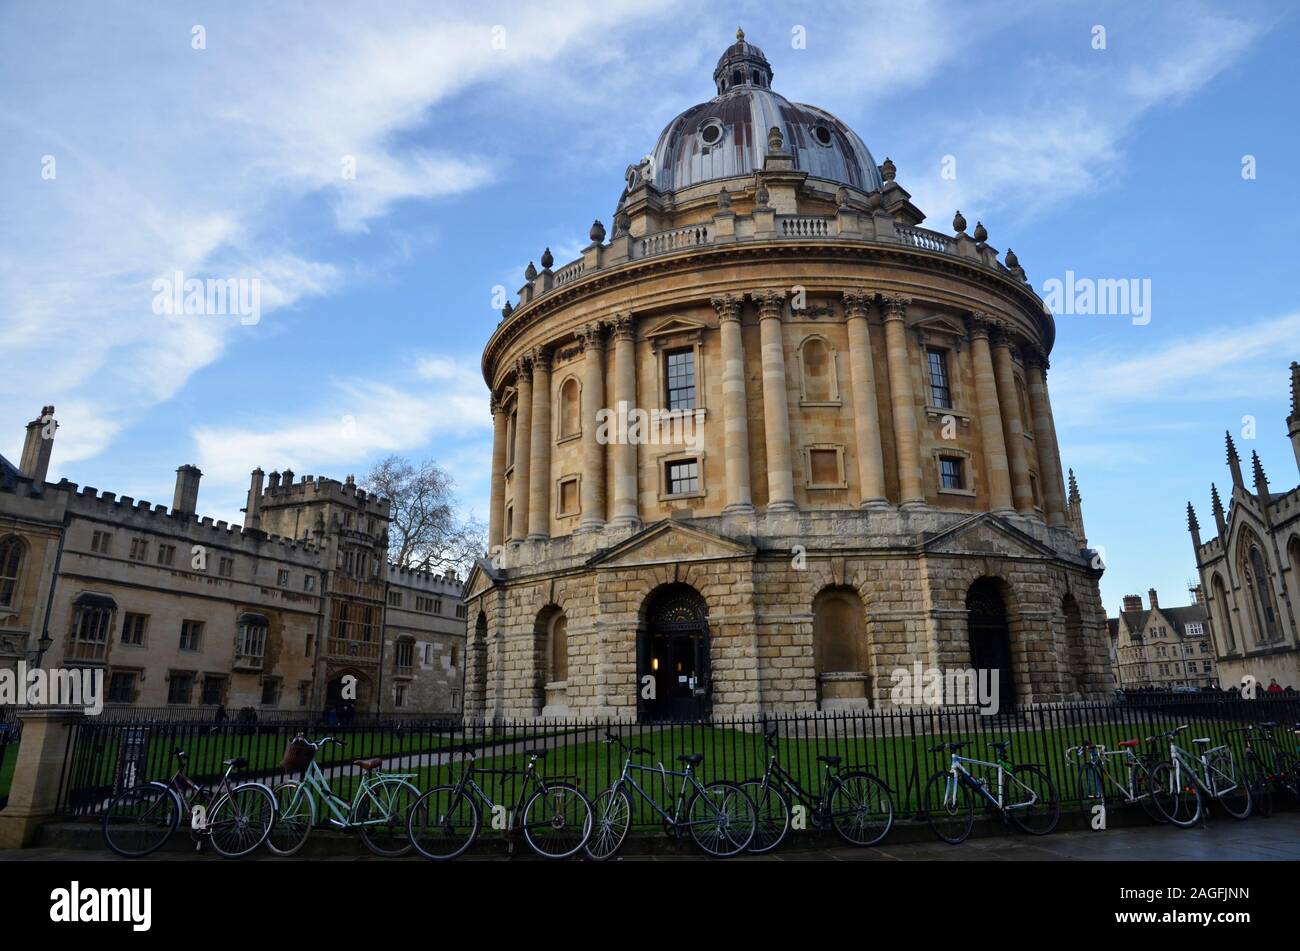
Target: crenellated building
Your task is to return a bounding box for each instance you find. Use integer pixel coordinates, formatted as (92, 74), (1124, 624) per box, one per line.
(463, 32), (1112, 721)
(0, 408), (466, 715)
(1188, 362), (1300, 689)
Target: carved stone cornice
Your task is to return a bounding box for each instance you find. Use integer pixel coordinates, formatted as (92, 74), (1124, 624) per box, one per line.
(611, 312), (636, 342)
(575, 321), (606, 352)
(967, 310), (1002, 340)
(754, 288), (786, 321)
(842, 289), (874, 320)
(880, 294), (910, 322)
(514, 352), (534, 379)
(710, 293), (743, 323)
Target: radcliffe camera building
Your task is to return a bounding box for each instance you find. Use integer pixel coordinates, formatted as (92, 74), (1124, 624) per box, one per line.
(1188, 362), (1300, 690)
(463, 32), (1113, 721)
(0, 408), (466, 715)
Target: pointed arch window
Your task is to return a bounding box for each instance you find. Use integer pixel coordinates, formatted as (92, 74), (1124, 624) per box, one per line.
(0, 536), (23, 608)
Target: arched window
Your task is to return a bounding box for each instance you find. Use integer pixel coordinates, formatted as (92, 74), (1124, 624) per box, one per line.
(0, 535), (23, 607)
(557, 377), (580, 439)
(812, 586), (868, 708)
(549, 613), (568, 683)
(799, 335), (838, 403)
(1211, 573), (1235, 652)
(1244, 544), (1282, 644)
(1015, 377), (1033, 436)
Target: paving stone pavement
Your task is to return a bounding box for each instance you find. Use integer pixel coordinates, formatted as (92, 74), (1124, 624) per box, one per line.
(2, 811), (1296, 861)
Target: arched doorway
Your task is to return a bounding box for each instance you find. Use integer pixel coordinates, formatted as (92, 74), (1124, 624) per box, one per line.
(812, 585), (869, 709)
(324, 669), (371, 723)
(966, 578), (1016, 710)
(640, 584), (710, 721)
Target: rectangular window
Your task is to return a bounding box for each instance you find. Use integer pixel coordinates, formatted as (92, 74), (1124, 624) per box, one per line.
(128, 538), (148, 562)
(218, 557), (234, 578)
(277, 568), (290, 587)
(303, 574), (316, 593)
(201, 675), (226, 706)
(451, 691), (460, 710)
(388, 590), (402, 607)
(121, 612), (148, 647)
(167, 672), (194, 705)
(396, 640), (414, 671)
(456, 604), (467, 619)
(939, 456), (964, 490)
(505, 506), (513, 541)
(666, 459), (700, 496)
(107, 671), (136, 704)
(90, 530), (112, 554)
(926, 348), (952, 409)
(394, 685), (407, 709)
(156, 544), (176, 566)
(179, 619), (203, 652)
(236, 621), (267, 661)
(558, 477), (579, 517)
(434, 598), (443, 615)
(665, 348), (696, 411)
(71, 606), (112, 647)
(260, 678), (281, 706)
(808, 448), (841, 487)
(298, 681), (310, 706)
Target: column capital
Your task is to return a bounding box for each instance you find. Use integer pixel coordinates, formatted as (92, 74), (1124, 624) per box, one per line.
(754, 288), (786, 320)
(1021, 346), (1050, 372)
(842, 289), (875, 319)
(514, 352), (534, 377)
(530, 345), (552, 372)
(710, 293), (743, 323)
(612, 312), (636, 342)
(881, 294), (910, 321)
(575, 321), (606, 352)
(966, 310), (1003, 340)
(489, 392), (504, 417)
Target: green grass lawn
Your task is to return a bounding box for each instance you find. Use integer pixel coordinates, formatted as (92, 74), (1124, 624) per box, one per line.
(0, 743), (17, 802)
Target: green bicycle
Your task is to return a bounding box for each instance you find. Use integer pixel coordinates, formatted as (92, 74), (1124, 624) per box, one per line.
(926, 739), (1060, 843)
(266, 734), (422, 857)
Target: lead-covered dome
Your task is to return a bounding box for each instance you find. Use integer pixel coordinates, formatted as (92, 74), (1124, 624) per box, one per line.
(647, 29), (884, 195)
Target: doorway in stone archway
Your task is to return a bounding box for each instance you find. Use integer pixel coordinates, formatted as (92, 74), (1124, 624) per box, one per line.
(639, 583), (710, 722)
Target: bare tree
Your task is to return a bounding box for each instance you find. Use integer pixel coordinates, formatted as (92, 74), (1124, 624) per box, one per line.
(363, 455), (485, 577)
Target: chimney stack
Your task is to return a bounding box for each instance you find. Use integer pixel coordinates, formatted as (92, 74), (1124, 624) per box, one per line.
(1148, 588), (1159, 610)
(1122, 595), (1142, 613)
(19, 405), (57, 487)
(243, 467), (265, 530)
(172, 464), (202, 517)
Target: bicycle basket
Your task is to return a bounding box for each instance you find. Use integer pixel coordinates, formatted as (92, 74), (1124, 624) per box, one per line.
(281, 738), (316, 772)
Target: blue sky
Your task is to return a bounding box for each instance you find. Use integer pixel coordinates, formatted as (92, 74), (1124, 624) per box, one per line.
(1, 1), (1297, 615)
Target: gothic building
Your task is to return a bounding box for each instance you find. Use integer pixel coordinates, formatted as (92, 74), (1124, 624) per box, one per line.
(463, 31), (1111, 720)
(0, 407), (466, 715)
(1109, 587), (1218, 690)
(1188, 362), (1300, 689)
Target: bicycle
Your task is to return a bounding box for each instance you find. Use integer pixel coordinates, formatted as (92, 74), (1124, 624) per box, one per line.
(1227, 722), (1298, 819)
(406, 745), (592, 860)
(1066, 736), (1165, 823)
(741, 725), (894, 853)
(925, 739), (1060, 844)
(1148, 725), (1251, 827)
(101, 748), (276, 858)
(584, 732), (756, 860)
(266, 735), (423, 857)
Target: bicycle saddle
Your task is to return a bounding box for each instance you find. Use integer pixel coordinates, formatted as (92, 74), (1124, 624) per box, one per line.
(1117, 739), (1140, 748)
(1192, 737), (1212, 747)
(928, 742), (967, 753)
(678, 753), (704, 766)
(353, 757), (384, 770)
(222, 757), (247, 768)
(525, 748), (548, 759)
(1258, 721), (1277, 728)
(816, 755), (842, 766)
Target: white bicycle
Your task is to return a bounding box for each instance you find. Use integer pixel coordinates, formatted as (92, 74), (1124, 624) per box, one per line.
(1148, 724), (1251, 827)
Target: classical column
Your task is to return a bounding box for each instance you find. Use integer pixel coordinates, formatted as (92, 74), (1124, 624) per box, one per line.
(991, 328), (1034, 515)
(843, 290), (889, 507)
(577, 322), (607, 531)
(712, 293), (754, 514)
(881, 295), (924, 506)
(1024, 350), (1067, 527)
(527, 346), (552, 540)
(511, 353), (533, 539)
(610, 313), (640, 529)
(756, 289), (796, 512)
(488, 393), (508, 548)
(968, 315), (1013, 514)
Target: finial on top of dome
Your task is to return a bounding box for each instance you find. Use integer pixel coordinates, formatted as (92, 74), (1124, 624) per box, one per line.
(737, 26), (745, 42)
(880, 157), (896, 182)
(767, 125), (784, 152)
(953, 210), (967, 233)
(973, 221), (988, 243)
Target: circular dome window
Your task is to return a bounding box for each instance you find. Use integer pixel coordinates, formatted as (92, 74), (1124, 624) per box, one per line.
(813, 124), (834, 147)
(699, 121), (724, 146)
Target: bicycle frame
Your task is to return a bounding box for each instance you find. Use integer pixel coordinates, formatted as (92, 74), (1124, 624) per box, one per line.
(288, 743), (417, 830)
(449, 755), (552, 829)
(756, 753), (836, 817)
(610, 754), (712, 831)
(1165, 739), (1240, 799)
(1068, 744), (1152, 803)
(942, 752), (1039, 813)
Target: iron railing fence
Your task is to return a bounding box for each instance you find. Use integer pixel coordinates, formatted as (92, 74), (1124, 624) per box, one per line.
(0, 706), (23, 808)
(57, 695), (1300, 832)
(94, 704), (462, 729)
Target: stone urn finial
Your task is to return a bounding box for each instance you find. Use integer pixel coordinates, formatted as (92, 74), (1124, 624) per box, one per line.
(953, 210), (967, 233)
(973, 221), (988, 243)
(1005, 247), (1019, 268)
(755, 178), (770, 208)
(540, 247), (554, 270)
(767, 125), (784, 152)
(525, 261), (537, 281)
(836, 186), (850, 208)
(880, 157), (896, 182)
(502, 300), (513, 319)
(589, 219), (606, 243)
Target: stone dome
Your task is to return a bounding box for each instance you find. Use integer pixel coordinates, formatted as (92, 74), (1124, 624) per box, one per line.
(646, 29), (884, 195)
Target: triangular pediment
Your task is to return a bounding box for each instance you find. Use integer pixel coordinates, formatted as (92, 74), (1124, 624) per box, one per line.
(643, 316), (706, 340)
(462, 557), (500, 600)
(912, 314), (968, 339)
(587, 519), (754, 569)
(921, 513), (1060, 559)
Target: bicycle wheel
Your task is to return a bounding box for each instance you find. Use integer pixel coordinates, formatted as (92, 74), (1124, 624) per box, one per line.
(355, 777), (422, 857)
(266, 781), (315, 856)
(521, 782), (591, 859)
(1149, 762), (1201, 828)
(1206, 749), (1251, 820)
(408, 784), (481, 861)
(687, 781), (755, 858)
(101, 782), (182, 858)
(584, 788), (632, 861)
(1132, 760), (1166, 823)
(925, 770), (974, 844)
(1243, 753), (1272, 818)
(1007, 765), (1059, 835)
(828, 772), (894, 846)
(740, 780), (790, 854)
(207, 783), (276, 858)
(1280, 757), (1300, 802)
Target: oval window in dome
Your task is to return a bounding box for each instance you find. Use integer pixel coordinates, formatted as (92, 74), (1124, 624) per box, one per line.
(813, 124), (834, 147)
(700, 121), (723, 146)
